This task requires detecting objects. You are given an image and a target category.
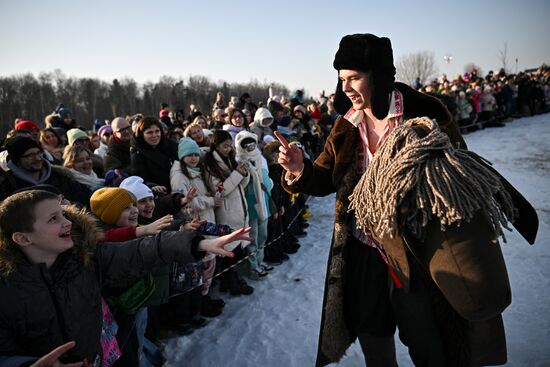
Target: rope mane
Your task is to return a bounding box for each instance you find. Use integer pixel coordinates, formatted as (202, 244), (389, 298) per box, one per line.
(348, 117), (516, 241)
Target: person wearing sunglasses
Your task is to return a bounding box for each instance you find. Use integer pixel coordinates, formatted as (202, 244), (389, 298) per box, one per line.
(222, 108), (248, 142)
(235, 131), (274, 280)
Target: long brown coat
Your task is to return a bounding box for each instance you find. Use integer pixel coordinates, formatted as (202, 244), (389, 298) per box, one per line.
(283, 83), (538, 366)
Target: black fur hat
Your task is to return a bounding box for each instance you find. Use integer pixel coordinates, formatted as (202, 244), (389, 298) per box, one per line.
(333, 33), (396, 120)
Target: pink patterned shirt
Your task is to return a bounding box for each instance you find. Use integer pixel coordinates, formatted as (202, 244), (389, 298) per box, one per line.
(346, 90), (405, 287)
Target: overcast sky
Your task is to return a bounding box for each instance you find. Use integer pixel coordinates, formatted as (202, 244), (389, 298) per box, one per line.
(1, 0), (549, 98)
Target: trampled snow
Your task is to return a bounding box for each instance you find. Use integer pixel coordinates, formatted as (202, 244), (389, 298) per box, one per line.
(165, 113), (550, 366)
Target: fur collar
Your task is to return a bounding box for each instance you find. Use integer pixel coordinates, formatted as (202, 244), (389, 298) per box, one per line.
(62, 204), (103, 265)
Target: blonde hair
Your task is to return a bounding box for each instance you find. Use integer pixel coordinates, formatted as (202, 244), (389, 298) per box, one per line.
(184, 122), (203, 138)
(63, 145), (92, 169)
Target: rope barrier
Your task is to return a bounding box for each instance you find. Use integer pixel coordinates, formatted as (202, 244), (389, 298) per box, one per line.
(168, 196), (311, 298)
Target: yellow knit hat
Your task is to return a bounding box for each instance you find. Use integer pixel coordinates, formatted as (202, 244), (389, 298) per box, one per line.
(90, 187), (137, 225)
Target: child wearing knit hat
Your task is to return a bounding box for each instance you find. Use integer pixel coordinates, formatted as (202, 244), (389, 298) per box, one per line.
(90, 187), (173, 239)
(0, 189), (252, 366)
(171, 138), (226, 317)
(90, 186), (246, 358)
(178, 137), (202, 160)
(117, 177), (210, 344)
(120, 176), (201, 231)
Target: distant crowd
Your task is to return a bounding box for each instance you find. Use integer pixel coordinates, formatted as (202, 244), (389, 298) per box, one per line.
(414, 65), (550, 131)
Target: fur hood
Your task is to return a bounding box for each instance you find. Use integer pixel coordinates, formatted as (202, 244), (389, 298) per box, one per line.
(62, 204), (103, 265)
(253, 107), (274, 127)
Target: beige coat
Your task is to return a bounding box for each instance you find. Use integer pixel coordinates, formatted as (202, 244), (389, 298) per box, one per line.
(170, 161), (216, 224)
(204, 151), (250, 251)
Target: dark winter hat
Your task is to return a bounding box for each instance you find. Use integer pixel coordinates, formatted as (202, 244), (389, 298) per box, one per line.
(93, 118), (105, 132)
(277, 115), (292, 127)
(14, 184), (61, 196)
(268, 100), (284, 114)
(333, 33), (396, 120)
(5, 136), (43, 164)
(59, 107), (71, 118)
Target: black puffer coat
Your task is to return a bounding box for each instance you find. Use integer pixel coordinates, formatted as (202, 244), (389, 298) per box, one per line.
(0, 205), (202, 364)
(130, 139), (178, 189)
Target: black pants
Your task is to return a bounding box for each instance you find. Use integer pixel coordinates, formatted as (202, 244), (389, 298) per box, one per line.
(344, 238), (450, 366)
(391, 261), (447, 367)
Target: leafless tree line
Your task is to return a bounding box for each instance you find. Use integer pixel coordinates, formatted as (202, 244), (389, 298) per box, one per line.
(0, 70), (290, 136)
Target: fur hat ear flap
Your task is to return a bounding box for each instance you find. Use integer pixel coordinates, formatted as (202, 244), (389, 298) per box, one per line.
(370, 72), (392, 120)
(372, 37), (396, 120)
(333, 78), (352, 116)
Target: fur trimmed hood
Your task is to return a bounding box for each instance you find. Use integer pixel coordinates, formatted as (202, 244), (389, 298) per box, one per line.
(62, 204), (103, 265)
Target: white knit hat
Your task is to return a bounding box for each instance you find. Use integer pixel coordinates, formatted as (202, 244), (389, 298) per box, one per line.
(119, 176), (154, 201)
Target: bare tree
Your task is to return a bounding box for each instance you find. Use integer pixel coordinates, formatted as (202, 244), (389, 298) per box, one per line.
(497, 42), (509, 74)
(0, 71), (291, 136)
(396, 51), (438, 86)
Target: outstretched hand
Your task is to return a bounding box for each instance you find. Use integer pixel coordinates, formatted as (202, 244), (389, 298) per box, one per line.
(138, 214), (173, 236)
(180, 211), (207, 232)
(274, 131), (304, 176)
(197, 227), (253, 257)
(31, 341), (86, 367)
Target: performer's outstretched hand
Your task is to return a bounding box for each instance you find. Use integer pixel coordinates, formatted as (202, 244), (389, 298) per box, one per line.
(275, 131), (304, 176)
(198, 227), (253, 257)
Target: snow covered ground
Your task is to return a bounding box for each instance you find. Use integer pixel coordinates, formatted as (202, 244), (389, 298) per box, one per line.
(165, 113), (550, 367)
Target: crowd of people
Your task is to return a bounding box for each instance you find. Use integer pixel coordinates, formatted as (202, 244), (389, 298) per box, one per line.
(0, 92), (322, 366)
(414, 65), (550, 132)
(0, 62), (547, 366)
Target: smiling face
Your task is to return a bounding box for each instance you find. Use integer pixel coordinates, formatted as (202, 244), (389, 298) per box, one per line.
(73, 150), (93, 175)
(115, 204), (139, 227)
(189, 126), (204, 143)
(137, 197), (155, 218)
(112, 118), (132, 142)
(18, 147), (44, 172)
(231, 111), (245, 127)
(339, 69), (371, 110)
(143, 125), (162, 148)
(42, 131), (59, 147)
(90, 136), (100, 149)
(183, 153), (200, 168)
(20, 198), (74, 260)
(195, 117), (208, 129)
